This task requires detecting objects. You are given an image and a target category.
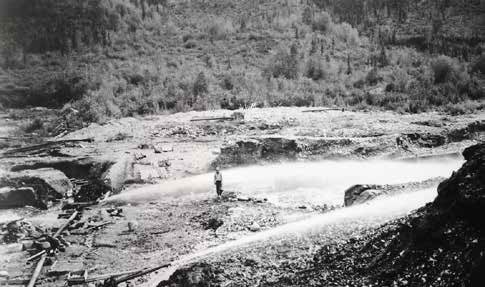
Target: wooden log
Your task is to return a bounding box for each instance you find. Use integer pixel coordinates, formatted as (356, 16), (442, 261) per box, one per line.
(27, 253), (47, 287)
(0, 278), (30, 285)
(1, 138), (94, 156)
(26, 250), (46, 262)
(302, 108), (344, 113)
(67, 269), (140, 285)
(112, 263), (171, 284)
(190, 116), (234, 122)
(53, 211), (79, 238)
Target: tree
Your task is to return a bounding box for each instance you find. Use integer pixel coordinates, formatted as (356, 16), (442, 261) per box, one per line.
(193, 72), (208, 96)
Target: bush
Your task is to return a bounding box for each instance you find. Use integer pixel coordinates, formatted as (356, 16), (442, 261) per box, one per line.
(365, 68), (381, 86)
(184, 40), (197, 49)
(443, 101), (485, 115)
(264, 49), (298, 79)
(182, 34), (194, 42)
(312, 11), (332, 32)
(304, 57), (326, 81)
(471, 55), (485, 75)
(72, 90), (120, 123)
(23, 118), (44, 133)
(28, 70), (99, 108)
(221, 73), (234, 90)
(387, 68), (410, 92)
(430, 55), (460, 84)
(193, 72), (208, 96)
(206, 17), (234, 41)
(332, 22), (359, 46)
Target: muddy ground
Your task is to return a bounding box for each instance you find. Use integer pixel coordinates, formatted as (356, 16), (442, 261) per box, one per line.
(0, 107), (484, 286)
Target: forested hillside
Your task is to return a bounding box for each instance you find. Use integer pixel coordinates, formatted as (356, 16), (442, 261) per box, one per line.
(0, 0), (483, 131)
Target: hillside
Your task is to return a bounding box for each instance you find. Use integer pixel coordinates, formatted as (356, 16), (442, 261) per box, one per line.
(0, 0), (484, 133)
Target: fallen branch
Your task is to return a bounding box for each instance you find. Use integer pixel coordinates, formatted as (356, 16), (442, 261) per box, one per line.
(108, 263), (171, 285)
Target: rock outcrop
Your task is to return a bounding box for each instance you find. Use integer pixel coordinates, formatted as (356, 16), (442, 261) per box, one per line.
(344, 184), (383, 206)
(433, 143), (485, 227)
(0, 168), (72, 208)
(0, 187), (39, 208)
(213, 137), (357, 167)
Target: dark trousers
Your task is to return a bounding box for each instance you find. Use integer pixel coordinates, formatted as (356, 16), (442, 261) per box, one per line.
(215, 181), (222, 196)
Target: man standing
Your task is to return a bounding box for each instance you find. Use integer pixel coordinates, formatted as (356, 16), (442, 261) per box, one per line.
(214, 167), (223, 197)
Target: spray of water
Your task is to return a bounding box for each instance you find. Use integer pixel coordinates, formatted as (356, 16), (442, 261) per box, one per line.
(107, 157), (462, 207)
(142, 187), (439, 286)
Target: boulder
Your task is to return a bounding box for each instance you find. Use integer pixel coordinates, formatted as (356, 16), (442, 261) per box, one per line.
(344, 184), (382, 206)
(248, 222), (261, 232)
(0, 187), (39, 208)
(0, 168), (72, 201)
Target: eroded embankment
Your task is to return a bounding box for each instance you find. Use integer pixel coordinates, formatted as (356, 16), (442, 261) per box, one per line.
(211, 120), (484, 168)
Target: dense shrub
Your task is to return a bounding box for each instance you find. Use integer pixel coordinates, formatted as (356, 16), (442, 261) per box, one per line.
(304, 57), (326, 81)
(221, 73), (234, 90)
(387, 68), (410, 92)
(264, 49), (298, 79)
(430, 55), (460, 84)
(206, 17), (234, 41)
(193, 72), (208, 96)
(444, 101), (485, 115)
(184, 40), (197, 49)
(471, 55), (485, 75)
(365, 68), (381, 86)
(182, 34), (194, 43)
(23, 118), (44, 133)
(312, 12), (332, 32)
(332, 22), (359, 46)
(28, 70), (99, 108)
(72, 89), (120, 123)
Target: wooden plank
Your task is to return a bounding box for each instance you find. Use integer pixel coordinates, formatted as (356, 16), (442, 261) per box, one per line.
(27, 253), (47, 287)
